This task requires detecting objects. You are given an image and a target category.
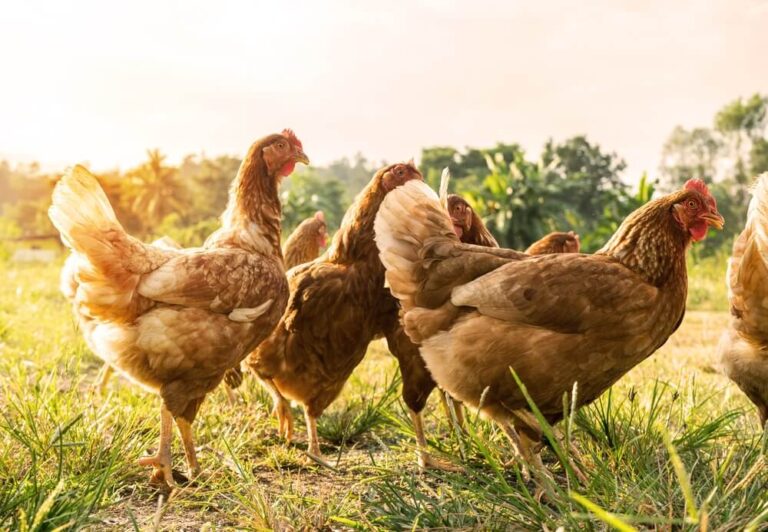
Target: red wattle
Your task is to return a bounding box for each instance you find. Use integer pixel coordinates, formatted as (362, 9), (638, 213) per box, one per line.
(689, 221), (708, 241)
(279, 161), (296, 177)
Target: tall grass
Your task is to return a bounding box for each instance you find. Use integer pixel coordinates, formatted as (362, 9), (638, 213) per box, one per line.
(1, 259), (765, 530)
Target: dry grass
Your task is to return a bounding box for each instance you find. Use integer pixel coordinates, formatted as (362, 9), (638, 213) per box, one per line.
(1, 260), (766, 531)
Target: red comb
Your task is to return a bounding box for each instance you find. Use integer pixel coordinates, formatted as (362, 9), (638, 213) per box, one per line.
(282, 128), (302, 149)
(684, 178), (709, 196)
(314, 211), (324, 222)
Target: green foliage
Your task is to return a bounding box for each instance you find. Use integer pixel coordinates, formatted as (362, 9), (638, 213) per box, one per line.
(280, 170), (346, 235)
(429, 136), (642, 252)
(123, 149), (189, 230)
(659, 126), (722, 191)
(715, 93), (768, 140)
(751, 138), (768, 176)
(151, 213), (221, 248)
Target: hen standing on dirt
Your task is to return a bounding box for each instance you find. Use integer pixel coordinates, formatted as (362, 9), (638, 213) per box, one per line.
(375, 178), (723, 479)
(49, 130), (308, 488)
(719, 173), (768, 428)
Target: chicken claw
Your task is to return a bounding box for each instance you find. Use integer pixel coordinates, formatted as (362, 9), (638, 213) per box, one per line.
(139, 405), (177, 489)
(410, 410), (462, 472)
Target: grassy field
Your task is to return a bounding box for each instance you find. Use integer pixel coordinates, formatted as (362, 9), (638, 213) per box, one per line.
(1, 258), (767, 531)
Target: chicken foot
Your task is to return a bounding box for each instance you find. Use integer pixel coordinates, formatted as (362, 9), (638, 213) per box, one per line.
(410, 409), (462, 472)
(501, 421), (587, 491)
(138, 404), (176, 489)
(303, 411), (334, 468)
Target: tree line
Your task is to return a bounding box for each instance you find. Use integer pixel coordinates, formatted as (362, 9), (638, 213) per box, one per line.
(1, 93), (766, 256)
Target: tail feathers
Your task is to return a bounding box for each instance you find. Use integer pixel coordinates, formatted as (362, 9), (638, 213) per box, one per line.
(49, 165), (150, 322)
(747, 173), (768, 254)
(374, 180), (457, 310)
(728, 173), (768, 328)
(49, 165), (122, 250)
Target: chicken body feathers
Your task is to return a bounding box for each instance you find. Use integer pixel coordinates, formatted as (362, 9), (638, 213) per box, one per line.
(375, 179), (689, 434)
(719, 173), (768, 424)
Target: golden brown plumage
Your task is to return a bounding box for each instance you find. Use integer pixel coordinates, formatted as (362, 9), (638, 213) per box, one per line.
(375, 178), (723, 478)
(50, 130), (308, 488)
(446, 194), (499, 247)
(246, 162), (450, 467)
(525, 231), (581, 255)
(718, 173), (768, 427)
(283, 211), (328, 270)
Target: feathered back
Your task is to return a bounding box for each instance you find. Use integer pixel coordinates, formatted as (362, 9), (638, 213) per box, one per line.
(727, 173), (768, 336)
(526, 231), (580, 255)
(375, 180), (457, 311)
(327, 162), (421, 265)
(375, 180), (527, 314)
(283, 213), (327, 270)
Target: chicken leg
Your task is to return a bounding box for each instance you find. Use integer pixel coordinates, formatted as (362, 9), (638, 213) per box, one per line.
(138, 404), (176, 488)
(410, 409), (462, 472)
(175, 418), (200, 479)
(94, 364), (114, 395)
(439, 390), (466, 430)
(259, 377), (294, 441)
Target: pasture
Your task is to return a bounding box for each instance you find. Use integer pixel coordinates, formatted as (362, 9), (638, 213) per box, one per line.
(1, 258), (767, 531)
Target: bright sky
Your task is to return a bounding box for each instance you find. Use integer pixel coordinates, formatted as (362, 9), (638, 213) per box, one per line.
(1, 0), (767, 181)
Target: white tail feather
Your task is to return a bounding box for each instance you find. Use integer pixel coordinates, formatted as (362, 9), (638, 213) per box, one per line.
(439, 167), (450, 210)
(374, 180), (454, 307)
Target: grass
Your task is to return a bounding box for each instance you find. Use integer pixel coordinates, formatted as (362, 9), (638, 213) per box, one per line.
(1, 259), (766, 530)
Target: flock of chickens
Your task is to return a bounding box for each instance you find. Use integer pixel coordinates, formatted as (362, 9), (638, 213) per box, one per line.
(47, 129), (768, 491)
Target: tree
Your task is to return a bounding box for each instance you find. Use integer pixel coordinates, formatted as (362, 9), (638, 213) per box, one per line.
(658, 126), (722, 191)
(280, 170), (346, 236)
(459, 149), (555, 250)
(179, 153), (241, 222)
(751, 138), (768, 176)
(124, 149), (188, 233)
(715, 93), (768, 183)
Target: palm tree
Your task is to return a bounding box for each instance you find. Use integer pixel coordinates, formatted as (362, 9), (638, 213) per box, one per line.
(125, 149), (187, 232)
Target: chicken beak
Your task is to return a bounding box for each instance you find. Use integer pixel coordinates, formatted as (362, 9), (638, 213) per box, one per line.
(294, 149), (310, 165)
(701, 211), (725, 230)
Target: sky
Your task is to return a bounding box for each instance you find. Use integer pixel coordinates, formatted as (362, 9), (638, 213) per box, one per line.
(1, 0), (767, 182)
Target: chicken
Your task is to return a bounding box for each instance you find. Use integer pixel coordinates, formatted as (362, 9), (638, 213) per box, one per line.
(246, 162), (453, 469)
(447, 193), (580, 254)
(525, 231), (580, 255)
(283, 211), (328, 270)
(446, 194), (499, 246)
(374, 178), (723, 479)
(49, 130), (308, 488)
(440, 193), (580, 425)
(65, 235), (186, 395)
(718, 173), (768, 428)
(222, 211), (328, 393)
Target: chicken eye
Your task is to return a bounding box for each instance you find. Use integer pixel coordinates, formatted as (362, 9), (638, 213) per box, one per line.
(395, 167), (405, 177)
(687, 199), (697, 209)
(277, 142), (286, 150)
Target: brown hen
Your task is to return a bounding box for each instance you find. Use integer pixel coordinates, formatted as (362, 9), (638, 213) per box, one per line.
(246, 162), (452, 469)
(525, 231), (580, 254)
(283, 211), (328, 270)
(50, 130), (308, 488)
(374, 178), (723, 479)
